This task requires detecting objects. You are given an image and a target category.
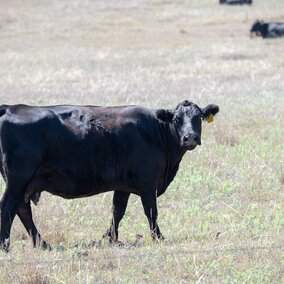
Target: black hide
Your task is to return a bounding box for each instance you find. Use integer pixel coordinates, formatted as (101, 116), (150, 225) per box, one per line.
(0, 101), (219, 250)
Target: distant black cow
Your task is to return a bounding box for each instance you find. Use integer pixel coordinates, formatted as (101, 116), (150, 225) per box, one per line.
(0, 101), (219, 251)
(220, 0), (252, 5)
(250, 20), (284, 38)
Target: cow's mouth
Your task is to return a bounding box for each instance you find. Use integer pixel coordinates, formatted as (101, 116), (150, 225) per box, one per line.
(187, 145), (197, 151)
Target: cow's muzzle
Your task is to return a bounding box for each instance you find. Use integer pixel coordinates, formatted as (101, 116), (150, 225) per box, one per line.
(250, 31), (261, 38)
(182, 134), (201, 147)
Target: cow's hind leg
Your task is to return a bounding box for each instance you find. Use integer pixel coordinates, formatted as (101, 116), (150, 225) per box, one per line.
(0, 191), (21, 251)
(17, 201), (51, 250)
(103, 191), (130, 243)
(0, 164), (40, 251)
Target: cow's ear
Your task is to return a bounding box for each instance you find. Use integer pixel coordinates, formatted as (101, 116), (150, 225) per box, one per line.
(202, 104), (219, 123)
(156, 109), (174, 123)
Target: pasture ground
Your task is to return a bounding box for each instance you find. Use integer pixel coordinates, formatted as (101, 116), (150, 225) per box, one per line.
(0, 0), (283, 283)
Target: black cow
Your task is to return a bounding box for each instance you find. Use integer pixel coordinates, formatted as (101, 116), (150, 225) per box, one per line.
(220, 0), (252, 5)
(250, 20), (284, 38)
(0, 101), (219, 251)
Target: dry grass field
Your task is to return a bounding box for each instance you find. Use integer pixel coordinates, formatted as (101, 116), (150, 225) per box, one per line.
(0, 0), (284, 283)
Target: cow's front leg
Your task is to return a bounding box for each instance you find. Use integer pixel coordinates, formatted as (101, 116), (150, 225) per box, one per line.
(103, 191), (130, 243)
(141, 192), (163, 240)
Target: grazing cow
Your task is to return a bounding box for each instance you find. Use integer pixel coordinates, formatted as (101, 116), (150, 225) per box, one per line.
(0, 101), (219, 251)
(250, 20), (284, 38)
(220, 0), (252, 5)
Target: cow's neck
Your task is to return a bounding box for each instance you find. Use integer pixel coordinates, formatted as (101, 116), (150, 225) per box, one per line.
(158, 121), (187, 194)
(262, 23), (269, 37)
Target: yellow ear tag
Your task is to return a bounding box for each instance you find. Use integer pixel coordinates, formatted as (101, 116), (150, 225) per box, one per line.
(206, 114), (214, 123)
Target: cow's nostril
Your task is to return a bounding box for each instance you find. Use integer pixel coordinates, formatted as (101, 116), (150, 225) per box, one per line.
(183, 135), (189, 143)
(194, 136), (201, 145)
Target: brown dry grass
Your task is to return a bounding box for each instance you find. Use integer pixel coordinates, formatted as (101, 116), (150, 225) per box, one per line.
(0, 0), (284, 283)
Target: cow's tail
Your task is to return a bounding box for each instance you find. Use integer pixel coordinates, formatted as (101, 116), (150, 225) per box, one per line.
(0, 105), (8, 118)
(0, 105), (8, 183)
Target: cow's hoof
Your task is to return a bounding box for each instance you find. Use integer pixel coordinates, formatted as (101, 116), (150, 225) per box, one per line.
(0, 240), (10, 253)
(41, 241), (52, 251)
(102, 232), (124, 247)
(102, 229), (117, 244)
(102, 228), (111, 239)
(0, 245), (9, 253)
(112, 240), (125, 247)
(152, 234), (165, 242)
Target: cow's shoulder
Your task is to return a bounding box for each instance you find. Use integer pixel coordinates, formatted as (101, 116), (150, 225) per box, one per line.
(117, 105), (154, 120)
(114, 106), (159, 132)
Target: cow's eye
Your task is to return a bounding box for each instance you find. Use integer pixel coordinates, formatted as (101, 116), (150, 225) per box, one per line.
(173, 115), (183, 124)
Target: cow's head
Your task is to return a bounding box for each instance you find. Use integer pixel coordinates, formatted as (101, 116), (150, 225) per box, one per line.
(250, 20), (263, 37)
(156, 100), (219, 150)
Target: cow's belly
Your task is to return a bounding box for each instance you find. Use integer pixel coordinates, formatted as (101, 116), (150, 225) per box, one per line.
(49, 186), (111, 199)
(26, 162), (137, 200)
(26, 132), (167, 199)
